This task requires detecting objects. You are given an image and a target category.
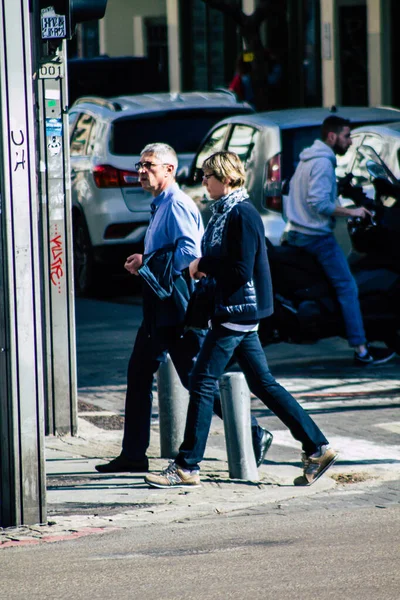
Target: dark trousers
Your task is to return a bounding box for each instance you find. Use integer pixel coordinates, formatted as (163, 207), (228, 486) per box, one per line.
(176, 326), (328, 470)
(122, 323), (260, 461)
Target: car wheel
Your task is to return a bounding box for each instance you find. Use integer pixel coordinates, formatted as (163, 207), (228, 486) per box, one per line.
(73, 216), (96, 296)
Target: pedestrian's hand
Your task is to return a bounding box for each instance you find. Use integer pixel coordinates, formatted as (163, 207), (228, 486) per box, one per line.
(189, 258), (206, 280)
(124, 253), (143, 275)
(352, 206), (373, 219)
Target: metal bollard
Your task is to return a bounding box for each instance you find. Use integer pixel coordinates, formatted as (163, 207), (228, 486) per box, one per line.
(219, 372), (259, 481)
(157, 354), (189, 458)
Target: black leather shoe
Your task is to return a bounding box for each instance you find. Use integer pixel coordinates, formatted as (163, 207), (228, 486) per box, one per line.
(253, 428), (273, 467)
(95, 454), (149, 473)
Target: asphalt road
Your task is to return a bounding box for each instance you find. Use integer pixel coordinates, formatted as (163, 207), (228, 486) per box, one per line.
(1, 499), (399, 600)
(4, 290), (397, 599)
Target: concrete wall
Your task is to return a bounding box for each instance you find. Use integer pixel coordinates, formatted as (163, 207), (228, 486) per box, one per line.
(101, 0), (165, 57)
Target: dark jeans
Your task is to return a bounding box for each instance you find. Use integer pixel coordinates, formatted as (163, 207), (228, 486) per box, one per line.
(176, 326), (328, 470)
(287, 231), (366, 347)
(122, 323), (260, 461)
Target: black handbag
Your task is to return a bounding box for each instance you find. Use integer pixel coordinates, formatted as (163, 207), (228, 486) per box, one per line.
(185, 276), (216, 330)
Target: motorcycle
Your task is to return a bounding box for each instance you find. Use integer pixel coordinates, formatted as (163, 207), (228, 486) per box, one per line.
(259, 144), (400, 354)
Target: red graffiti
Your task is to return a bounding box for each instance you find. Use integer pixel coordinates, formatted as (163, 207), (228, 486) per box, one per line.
(50, 233), (64, 289)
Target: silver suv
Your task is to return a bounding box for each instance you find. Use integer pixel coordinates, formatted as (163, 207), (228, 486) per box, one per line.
(182, 106), (400, 252)
(68, 91), (254, 295)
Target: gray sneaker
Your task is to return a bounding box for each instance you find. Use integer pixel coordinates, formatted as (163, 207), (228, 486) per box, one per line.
(294, 445), (338, 486)
(145, 461), (201, 489)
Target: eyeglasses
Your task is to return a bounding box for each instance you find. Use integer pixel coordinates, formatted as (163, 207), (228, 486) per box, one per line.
(135, 161), (169, 171)
(202, 173), (215, 180)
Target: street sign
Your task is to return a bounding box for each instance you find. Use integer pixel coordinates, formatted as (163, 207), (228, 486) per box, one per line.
(41, 9), (67, 39)
(39, 61), (64, 79)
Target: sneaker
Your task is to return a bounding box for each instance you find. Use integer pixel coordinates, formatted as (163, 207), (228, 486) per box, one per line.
(294, 445), (338, 486)
(354, 345), (395, 366)
(95, 454), (149, 473)
(145, 461), (201, 489)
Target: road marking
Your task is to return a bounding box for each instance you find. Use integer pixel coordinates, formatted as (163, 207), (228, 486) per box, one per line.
(266, 430), (400, 467)
(375, 422), (400, 435)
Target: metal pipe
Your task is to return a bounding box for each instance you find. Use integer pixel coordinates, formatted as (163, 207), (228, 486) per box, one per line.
(157, 354), (189, 458)
(219, 372), (259, 481)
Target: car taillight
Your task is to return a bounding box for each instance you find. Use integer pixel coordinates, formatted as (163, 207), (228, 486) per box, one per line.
(93, 165), (140, 188)
(265, 153), (282, 212)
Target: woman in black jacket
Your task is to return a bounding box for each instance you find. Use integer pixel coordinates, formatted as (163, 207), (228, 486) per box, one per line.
(146, 151), (337, 489)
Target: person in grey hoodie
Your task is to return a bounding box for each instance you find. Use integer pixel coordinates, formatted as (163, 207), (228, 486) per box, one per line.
(284, 115), (395, 366)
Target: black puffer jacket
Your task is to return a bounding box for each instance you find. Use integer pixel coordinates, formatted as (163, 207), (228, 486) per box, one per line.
(198, 201), (274, 324)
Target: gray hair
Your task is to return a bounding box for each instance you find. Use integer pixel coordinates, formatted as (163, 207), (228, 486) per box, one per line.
(140, 143), (178, 171)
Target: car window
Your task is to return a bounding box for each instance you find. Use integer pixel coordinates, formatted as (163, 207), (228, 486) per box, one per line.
(226, 125), (259, 165)
(70, 113), (96, 156)
(281, 126), (321, 180)
(68, 111), (79, 138)
(350, 135), (385, 186)
(111, 110), (248, 155)
(194, 124), (229, 170)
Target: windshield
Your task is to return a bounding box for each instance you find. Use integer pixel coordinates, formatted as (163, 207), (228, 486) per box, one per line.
(111, 109), (252, 155)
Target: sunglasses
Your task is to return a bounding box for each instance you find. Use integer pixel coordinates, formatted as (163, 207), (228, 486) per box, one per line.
(135, 161), (169, 170)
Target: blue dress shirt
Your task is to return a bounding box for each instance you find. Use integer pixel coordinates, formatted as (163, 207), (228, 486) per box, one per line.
(144, 183), (204, 273)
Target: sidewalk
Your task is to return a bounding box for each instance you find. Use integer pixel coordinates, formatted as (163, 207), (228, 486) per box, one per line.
(2, 357), (400, 548)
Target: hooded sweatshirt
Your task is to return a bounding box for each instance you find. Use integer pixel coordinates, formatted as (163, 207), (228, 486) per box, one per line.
(285, 139), (337, 236)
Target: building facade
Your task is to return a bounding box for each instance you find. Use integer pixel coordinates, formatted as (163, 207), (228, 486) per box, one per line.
(74, 0), (399, 110)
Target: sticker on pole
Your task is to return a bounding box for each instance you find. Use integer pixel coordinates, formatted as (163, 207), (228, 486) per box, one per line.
(48, 136), (62, 157)
(41, 7), (66, 40)
(46, 118), (63, 137)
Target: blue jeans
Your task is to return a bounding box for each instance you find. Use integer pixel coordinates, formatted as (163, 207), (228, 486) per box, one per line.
(122, 324), (261, 461)
(287, 231), (366, 347)
(175, 326), (328, 470)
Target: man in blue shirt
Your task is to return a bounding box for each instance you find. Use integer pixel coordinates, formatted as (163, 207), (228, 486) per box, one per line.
(96, 143), (271, 473)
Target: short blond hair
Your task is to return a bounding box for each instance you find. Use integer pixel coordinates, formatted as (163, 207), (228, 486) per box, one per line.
(202, 151), (245, 188)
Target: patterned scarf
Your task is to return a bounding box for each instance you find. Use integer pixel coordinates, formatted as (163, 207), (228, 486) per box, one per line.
(201, 187), (249, 255)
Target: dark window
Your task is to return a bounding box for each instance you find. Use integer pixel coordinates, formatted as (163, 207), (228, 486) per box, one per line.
(145, 17), (169, 90)
(111, 109), (252, 155)
(339, 5), (368, 106)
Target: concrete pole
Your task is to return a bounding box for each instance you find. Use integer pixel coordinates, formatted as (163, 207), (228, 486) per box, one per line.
(157, 354), (189, 458)
(219, 373), (259, 481)
(36, 40), (78, 436)
(367, 0), (389, 106)
(0, 0), (46, 527)
(166, 0), (182, 92)
(320, 0), (338, 107)
(242, 0), (256, 15)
